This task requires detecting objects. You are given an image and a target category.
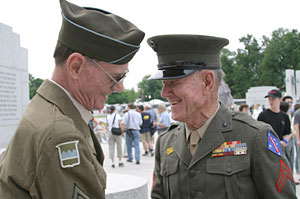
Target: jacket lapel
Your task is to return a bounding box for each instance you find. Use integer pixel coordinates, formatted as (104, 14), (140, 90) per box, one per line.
(172, 123), (192, 166)
(190, 103), (233, 167)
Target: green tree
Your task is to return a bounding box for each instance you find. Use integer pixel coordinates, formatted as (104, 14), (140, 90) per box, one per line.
(259, 28), (300, 90)
(138, 75), (165, 102)
(221, 48), (236, 94)
(29, 74), (43, 99)
(106, 88), (138, 104)
(229, 34), (263, 98)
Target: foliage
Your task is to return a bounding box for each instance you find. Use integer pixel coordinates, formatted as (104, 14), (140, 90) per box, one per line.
(29, 74), (43, 99)
(223, 28), (300, 98)
(106, 88), (138, 104)
(137, 75), (165, 102)
(259, 28), (300, 90)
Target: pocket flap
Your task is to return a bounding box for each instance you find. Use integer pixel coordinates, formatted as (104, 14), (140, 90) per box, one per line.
(206, 157), (249, 176)
(160, 158), (179, 177)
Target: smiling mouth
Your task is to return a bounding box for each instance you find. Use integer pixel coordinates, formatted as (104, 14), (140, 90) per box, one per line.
(170, 100), (180, 105)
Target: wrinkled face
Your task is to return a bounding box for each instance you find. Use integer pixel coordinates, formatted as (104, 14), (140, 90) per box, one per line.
(74, 59), (128, 111)
(268, 97), (282, 110)
(161, 71), (208, 122)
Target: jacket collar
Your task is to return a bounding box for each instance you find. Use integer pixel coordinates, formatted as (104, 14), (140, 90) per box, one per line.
(171, 102), (233, 167)
(37, 79), (90, 138)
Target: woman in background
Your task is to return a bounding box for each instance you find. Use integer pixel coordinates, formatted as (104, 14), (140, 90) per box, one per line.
(106, 106), (124, 168)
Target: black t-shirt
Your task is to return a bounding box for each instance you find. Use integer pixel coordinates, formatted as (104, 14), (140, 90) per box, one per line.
(257, 109), (291, 140)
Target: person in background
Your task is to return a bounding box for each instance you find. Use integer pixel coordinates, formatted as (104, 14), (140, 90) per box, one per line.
(106, 106), (124, 168)
(0, 0), (144, 198)
(283, 95), (298, 174)
(252, 104), (262, 119)
(258, 90), (292, 146)
(121, 104), (142, 164)
(122, 109), (129, 158)
(280, 101), (295, 172)
(148, 34), (296, 198)
(293, 103), (300, 174)
(145, 103), (158, 147)
(167, 106), (176, 124)
(239, 103), (249, 115)
(283, 95), (294, 116)
(153, 103), (171, 135)
(137, 105), (154, 156)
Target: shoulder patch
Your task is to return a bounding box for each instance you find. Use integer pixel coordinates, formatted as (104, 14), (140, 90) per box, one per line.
(56, 140), (80, 168)
(267, 130), (282, 157)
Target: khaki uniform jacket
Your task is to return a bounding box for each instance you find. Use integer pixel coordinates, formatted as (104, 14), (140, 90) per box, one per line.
(151, 103), (297, 199)
(0, 80), (106, 198)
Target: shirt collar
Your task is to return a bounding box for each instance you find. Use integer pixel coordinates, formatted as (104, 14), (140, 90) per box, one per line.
(49, 79), (93, 124)
(185, 102), (220, 142)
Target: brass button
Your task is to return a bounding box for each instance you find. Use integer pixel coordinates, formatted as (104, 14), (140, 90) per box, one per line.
(226, 167), (233, 173)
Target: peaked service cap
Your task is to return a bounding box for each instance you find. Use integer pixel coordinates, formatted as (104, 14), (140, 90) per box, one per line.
(56, 0), (145, 64)
(147, 34), (229, 80)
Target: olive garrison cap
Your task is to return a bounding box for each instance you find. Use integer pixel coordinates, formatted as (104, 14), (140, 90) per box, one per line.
(56, 0), (145, 64)
(147, 35), (229, 80)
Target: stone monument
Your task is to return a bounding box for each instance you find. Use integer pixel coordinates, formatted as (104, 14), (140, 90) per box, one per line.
(0, 23), (28, 148)
(285, 69), (296, 100)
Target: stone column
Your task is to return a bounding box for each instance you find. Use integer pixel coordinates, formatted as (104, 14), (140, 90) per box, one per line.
(0, 23), (28, 148)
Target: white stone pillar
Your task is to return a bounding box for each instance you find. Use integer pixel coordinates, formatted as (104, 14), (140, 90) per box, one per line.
(285, 69), (296, 100)
(0, 23), (28, 148)
(295, 70), (300, 101)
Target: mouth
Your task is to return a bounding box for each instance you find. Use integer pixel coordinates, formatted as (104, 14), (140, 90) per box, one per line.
(170, 100), (181, 106)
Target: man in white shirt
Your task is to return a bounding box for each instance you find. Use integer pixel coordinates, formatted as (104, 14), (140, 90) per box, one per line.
(121, 104), (143, 164)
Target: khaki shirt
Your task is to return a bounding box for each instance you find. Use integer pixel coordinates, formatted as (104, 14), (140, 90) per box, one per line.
(0, 80), (106, 198)
(152, 102), (297, 199)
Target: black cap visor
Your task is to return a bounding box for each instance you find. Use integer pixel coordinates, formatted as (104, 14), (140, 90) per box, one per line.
(148, 69), (197, 80)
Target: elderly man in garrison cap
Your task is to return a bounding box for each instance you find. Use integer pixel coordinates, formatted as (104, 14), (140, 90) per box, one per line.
(0, 0), (144, 198)
(148, 35), (296, 199)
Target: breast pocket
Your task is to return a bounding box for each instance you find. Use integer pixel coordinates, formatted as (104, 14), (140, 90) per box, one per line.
(206, 156), (250, 199)
(160, 158), (179, 199)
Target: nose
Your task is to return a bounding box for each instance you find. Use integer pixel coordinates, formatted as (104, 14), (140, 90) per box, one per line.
(161, 82), (172, 98)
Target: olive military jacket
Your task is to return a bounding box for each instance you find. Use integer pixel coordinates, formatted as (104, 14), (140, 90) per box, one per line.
(151, 103), (296, 199)
(0, 80), (106, 198)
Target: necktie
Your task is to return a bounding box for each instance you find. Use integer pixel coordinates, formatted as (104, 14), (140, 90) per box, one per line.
(189, 131), (200, 156)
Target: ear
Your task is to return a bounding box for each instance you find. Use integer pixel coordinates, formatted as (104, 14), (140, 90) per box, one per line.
(66, 53), (86, 79)
(202, 71), (215, 90)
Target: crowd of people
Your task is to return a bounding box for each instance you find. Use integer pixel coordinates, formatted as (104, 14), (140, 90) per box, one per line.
(239, 91), (300, 179)
(92, 103), (173, 168)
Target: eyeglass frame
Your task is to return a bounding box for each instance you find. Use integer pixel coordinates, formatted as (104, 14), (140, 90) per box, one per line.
(92, 59), (129, 88)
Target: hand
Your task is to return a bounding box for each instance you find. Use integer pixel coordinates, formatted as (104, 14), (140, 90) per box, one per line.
(297, 139), (300, 147)
(280, 141), (287, 148)
(153, 122), (158, 127)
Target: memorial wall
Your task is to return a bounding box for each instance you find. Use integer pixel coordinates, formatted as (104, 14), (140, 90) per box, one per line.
(0, 23), (28, 148)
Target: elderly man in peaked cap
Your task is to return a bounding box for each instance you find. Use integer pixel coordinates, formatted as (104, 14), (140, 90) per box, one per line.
(148, 35), (296, 199)
(0, 0), (144, 198)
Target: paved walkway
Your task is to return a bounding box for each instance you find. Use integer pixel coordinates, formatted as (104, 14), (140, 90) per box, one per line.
(101, 138), (300, 198)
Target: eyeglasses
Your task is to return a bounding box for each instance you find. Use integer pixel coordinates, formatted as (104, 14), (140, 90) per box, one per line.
(92, 60), (129, 88)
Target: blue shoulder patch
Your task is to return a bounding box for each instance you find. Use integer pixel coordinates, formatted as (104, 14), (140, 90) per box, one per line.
(267, 130), (282, 157)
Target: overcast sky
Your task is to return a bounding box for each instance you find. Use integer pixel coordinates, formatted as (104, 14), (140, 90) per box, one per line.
(1, 0), (300, 90)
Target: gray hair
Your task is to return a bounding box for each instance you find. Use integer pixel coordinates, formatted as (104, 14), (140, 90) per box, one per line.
(213, 69), (225, 86)
(158, 103), (166, 110)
